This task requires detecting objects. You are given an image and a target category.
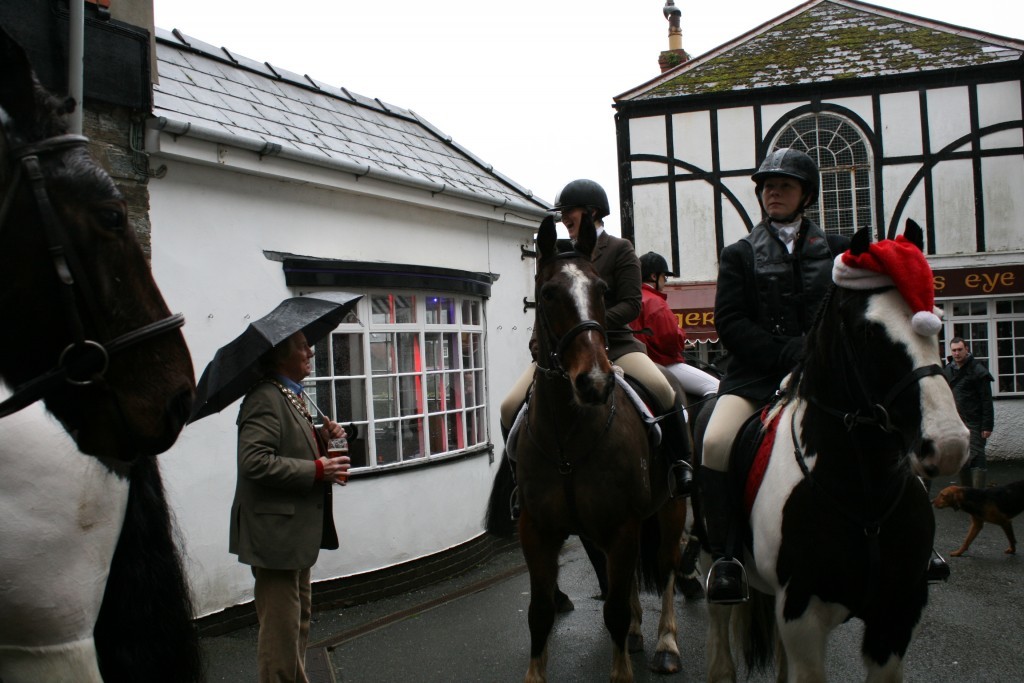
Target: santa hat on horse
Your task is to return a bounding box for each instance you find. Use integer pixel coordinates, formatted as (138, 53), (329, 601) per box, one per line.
(832, 229), (942, 336)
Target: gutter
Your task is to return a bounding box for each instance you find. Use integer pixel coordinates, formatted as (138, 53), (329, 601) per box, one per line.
(150, 117), (549, 219)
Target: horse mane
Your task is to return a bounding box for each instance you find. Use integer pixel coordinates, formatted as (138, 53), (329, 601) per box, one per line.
(780, 283), (838, 405)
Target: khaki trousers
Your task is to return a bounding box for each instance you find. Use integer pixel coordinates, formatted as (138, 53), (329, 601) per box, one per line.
(701, 393), (760, 472)
(499, 352), (676, 430)
(252, 566), (312, 683)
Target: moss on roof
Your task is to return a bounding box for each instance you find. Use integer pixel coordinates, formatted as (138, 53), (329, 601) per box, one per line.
(638, 1), (1023, 100)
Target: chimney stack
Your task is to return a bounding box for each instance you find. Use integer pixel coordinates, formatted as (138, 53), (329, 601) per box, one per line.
(659, 1), (690, 72)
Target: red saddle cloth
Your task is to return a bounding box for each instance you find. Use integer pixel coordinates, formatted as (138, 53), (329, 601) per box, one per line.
(743, 406), (782, 517)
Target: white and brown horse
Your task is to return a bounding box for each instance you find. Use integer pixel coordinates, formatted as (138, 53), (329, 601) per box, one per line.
(487, 214), (688, 682)
(0, 28), (199, 682)
(701, 221), (969, 682)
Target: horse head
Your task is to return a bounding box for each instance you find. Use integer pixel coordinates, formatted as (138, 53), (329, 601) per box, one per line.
(533, 213), (615, 406)
(0, 29), (195, 460)
(812, 220), (968, 477)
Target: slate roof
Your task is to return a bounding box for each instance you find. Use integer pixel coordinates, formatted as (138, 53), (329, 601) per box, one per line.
(152, 28), (548, 213)
(617, 0), (1024, 102)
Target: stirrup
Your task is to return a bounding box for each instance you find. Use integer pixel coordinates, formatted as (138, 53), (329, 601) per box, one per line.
(927, 550), (950, 584)
(706, 557), (749, 604)
(668, 460), (694, 498)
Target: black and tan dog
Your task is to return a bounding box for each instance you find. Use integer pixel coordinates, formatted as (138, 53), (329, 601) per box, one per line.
(933, 480), (1024, 556)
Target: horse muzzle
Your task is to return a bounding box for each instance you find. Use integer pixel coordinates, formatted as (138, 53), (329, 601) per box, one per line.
(913, 422), (970, 478)
(573, 367), (615, 406)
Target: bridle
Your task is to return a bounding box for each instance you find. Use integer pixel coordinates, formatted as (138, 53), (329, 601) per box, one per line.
(534, 252), (608, 380)
(0, 116), (185, 419)
(806, 291), (943, 434)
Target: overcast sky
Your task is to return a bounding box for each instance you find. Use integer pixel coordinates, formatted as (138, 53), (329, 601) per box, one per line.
(153, 1), (1023, 236)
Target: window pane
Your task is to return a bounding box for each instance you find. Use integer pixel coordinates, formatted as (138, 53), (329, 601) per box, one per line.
(375, 421), (399, 465)
(462, 299), (480, 326)
(396, 333), (419, 373)
(448, 413), (462, 450)
(332, 333), (364, 375)
(333, 378), (367, 422)
(372, 294), (416, 324)
(399, 375), (421, 417)
(402, 418), (424, 459)
(426, 296), (456, 324)
(428, 414), (446, 453)
(370, 333), (395, 374)
(373, 377), (397, 419)
(426, 373), (446, 412)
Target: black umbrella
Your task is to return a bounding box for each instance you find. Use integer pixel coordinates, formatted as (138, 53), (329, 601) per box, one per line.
(188, 293), (362, 423)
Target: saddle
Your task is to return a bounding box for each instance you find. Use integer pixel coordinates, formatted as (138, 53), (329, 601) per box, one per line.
(724, 404), (783, 553)
(504, 373), (665, 464)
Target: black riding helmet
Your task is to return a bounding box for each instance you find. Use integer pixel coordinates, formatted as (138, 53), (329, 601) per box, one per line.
(553, 179), (610, 219)
(752, 148), (820, 209)
(640, 251), (670, 282)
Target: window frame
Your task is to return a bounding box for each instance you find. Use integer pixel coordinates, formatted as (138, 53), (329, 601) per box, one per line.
(769, 112), (873, 238)
(301, 289), (490, 473)
(939, 296), (1024, 397)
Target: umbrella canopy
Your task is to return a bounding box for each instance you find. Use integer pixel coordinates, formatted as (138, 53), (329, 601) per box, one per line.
(188, 293), (362, 423)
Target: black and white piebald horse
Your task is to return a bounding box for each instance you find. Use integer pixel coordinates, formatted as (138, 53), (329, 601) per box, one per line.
(703, 221), (969, 682)
(0, 28), (200, 683)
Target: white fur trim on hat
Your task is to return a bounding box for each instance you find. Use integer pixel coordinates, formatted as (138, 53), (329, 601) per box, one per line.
(912, 310), (942, 336)
(832, 254), (892, 289)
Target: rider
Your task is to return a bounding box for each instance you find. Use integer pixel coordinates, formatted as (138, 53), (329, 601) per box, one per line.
(632, 251), (720, 399)
(500, 179), (694, 500)
(700, 149), (846, 604)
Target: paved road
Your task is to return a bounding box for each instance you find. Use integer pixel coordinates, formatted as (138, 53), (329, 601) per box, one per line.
(204, 460), (1024, 682)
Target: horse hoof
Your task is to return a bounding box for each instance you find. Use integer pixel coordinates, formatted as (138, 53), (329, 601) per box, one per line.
(651, 650), (682, 674)
(555, 590), (574, 613)
(628, 633), (644, 653)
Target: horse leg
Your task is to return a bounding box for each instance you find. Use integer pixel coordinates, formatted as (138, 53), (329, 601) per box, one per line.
(650, 499), (685, 674)
(775, 594), (847, 683)
(605, 528), (641, 683)
(706, 603), (736, 683)
(520, 512), (562, 683)
(628, 583), (644, 653)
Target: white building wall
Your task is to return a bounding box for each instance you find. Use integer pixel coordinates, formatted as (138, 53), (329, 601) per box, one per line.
(672, 111), (713, 171)
(879, 91), (923, 157)
(675, 181), (716, 282)
(981, 155), (1024, 252)
(927, 87), (972, 153)
(932, 158), (978, 254)
(717, 106), (756, 172)
(150, 150), (537, 617)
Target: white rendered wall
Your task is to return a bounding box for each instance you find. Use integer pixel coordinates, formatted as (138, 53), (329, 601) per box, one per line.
(149, 154), (536, 617)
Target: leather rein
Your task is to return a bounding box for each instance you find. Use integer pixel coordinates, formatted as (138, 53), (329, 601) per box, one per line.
(0, 122), (185, 419)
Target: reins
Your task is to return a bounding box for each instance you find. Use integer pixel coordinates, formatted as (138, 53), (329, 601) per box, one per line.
(0, 122), (186, 419)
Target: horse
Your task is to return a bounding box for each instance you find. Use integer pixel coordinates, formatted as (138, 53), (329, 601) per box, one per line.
(698, 221), (970, 682)
(0, 28), (201, 683)
(486, 213), (688, 683)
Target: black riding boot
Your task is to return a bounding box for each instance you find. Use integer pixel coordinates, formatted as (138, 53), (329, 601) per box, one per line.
(663, 408), (694, 498)
(700, 466), (747, 604)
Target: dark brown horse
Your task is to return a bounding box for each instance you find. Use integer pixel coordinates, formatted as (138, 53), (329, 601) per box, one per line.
(0, 27), (200, 682)
(489, 214), (688, 682)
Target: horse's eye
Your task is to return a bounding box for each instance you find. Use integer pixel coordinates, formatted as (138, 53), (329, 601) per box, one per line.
(95, 207), (126, 232)
(540, 283), (556, 301)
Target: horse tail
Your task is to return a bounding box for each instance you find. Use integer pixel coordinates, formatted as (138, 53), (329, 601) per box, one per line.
(94, 455), (204, 683)
(484, 453), (518, 538)
(637, 498), (686, 594)
(731, 588), (775, 675)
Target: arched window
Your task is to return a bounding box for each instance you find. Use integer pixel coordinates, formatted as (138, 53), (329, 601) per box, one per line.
(771, 113), (872, 237)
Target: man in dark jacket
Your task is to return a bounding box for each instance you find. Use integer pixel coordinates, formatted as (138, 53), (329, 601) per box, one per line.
(943, 337), (995, 488)
(700, 149), (848, 604)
